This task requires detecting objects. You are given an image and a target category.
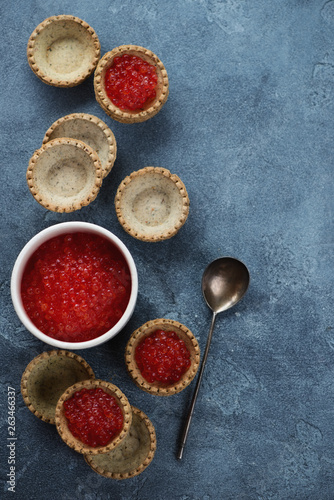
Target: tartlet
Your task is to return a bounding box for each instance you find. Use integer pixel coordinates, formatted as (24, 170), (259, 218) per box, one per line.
(55, 379), (132, 455)
(125, 318), (200, 396)
(115, 167), (189, 242)
(42, 113), (117, 179)
(20, 350), (95, 424)
(27, 15), (100, 87)
(84, 406), (156, 479)
(94, 45), (169, 123)
(27, 138), (103, 213)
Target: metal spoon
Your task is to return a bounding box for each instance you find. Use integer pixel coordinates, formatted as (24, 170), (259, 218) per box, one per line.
(177, 257), (250, 460)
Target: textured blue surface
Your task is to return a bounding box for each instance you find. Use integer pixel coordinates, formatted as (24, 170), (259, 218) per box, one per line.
(1, 1), (334, 499)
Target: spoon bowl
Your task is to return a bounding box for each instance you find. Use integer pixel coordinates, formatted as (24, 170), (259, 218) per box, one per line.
(202, 257), (250, 314)
(177, 256), (249, 459)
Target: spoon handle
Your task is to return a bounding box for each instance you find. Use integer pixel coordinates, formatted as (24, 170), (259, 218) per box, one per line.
(177, 311), (217, 460)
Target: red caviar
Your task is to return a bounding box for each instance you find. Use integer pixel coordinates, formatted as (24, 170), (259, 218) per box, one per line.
(21, 232), (131, 342)
(63, 388), (124, 447)
(105, 54), (158, 111)
(135, 329), (191, 384)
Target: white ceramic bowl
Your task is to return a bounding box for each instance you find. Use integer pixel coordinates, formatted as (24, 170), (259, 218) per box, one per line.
(11, 222), (138, 350)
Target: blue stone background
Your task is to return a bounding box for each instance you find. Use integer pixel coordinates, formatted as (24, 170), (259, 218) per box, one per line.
(1, 0), (333, 498)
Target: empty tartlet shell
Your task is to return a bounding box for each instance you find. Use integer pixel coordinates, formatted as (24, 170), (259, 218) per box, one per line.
(27, 137), (103, 213)
(125, 318), (200, 396)
(20, 350), (95, 425)
(43, 113), (117, 179)
(84, 406), (156, 479)
(27, 15), (100, 87)
(94, 45), (169, 123)
(115, 167), (190, 242)
(55, 379), (132, 455)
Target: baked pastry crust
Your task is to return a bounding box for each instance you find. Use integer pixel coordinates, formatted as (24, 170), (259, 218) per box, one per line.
(43, 113), (117, 179)
(27, 137), (103, 213)
(21, 350), (95, 425)
(94, 45), (169, 123)
(125, 318), (200, 396)
(27, 15), (100, 87)
(84, 406), (156, 479)
(55, 379), (132, 455)
(115, 167), (189, 242)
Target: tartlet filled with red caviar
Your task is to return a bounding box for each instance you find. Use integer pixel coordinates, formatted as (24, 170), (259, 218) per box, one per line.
(125, 319), (200, 396)
(84, 406), (156, 479)
(55, 379), (132, 455)
(94, 45), (169, 123)
(21, 350), (95, 425)
(27, 138), (103, 213)
(115, 167), (190, 242)
(42, 113), (117, 179)
(27, 15), (100, 88)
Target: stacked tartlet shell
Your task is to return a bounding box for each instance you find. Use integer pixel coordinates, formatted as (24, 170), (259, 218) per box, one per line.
(55, 379), (132, 455)
(42, 113), (117, 179)
(125, 318), (200, 396)
(27, 15), (100, 87)
(27, 138), (103, 213)
(94, 45), (169, 123)
(20, 350), (95, 424)
(84, 406), (156, 479)
(115, 167), (190, 242)
(21, 352), (157, 477)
